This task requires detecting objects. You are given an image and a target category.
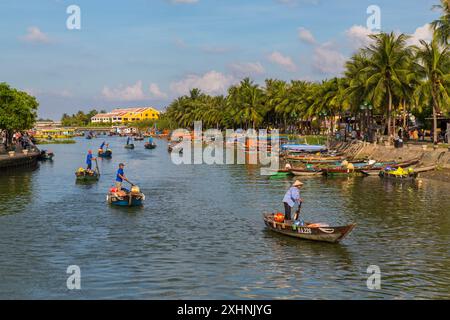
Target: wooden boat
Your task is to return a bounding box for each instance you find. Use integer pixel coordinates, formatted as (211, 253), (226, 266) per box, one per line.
(144, 142), (156, 149)
(124, 144), (135, 149)
(107, 189), (145, 207)
(285, 155), (345, 162)
(361, 158), (421, 175)
(98, 149), (112, 158)
(38, 150), (54, 161)
(263, 213), (355, 243)
(289, 167), (322, 176)
(322, 167), (363, 177)
(168, 144), (183, 153)
(134, 136), (144, 141)
(379, 169), (418, 181)
(75, 168), (100, 182)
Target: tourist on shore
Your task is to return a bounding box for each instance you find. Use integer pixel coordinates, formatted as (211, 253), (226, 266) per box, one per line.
(86, 150), (96, 171)
(115, 163), (131, 190)
(282, 180), (303, 221)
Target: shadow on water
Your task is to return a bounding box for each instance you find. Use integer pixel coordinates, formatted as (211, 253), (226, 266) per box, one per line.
(0, 166), (37, 216)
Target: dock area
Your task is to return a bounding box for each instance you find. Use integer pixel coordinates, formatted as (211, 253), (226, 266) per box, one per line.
(0, 150), (40, 171)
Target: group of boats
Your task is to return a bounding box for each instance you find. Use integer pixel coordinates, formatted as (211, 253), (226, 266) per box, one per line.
(73, 137), (154, 207)
(271, 147), (423, 181)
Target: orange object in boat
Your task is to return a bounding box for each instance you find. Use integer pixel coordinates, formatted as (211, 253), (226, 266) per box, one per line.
(110, 187), (118, 193)
(274, 212), (285, 223)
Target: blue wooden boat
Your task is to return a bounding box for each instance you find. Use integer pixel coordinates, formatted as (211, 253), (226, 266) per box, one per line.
(107, 189), (145, 207)
(98, 149), (112, 158)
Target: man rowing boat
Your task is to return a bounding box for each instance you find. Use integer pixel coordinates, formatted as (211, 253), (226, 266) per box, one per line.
(86, 150), (97, 171)
(115, 163), (132, 190)
(282, 180), (303, 221)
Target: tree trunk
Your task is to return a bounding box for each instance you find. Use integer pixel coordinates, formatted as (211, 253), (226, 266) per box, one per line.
(387, 86), (393, 141)
(431, 87), (440, 145)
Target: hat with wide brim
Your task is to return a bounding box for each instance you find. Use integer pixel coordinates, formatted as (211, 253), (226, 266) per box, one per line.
(293, 180), (304, 187)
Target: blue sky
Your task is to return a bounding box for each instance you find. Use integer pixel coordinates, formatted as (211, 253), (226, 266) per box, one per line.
(0, 0), (440, 119)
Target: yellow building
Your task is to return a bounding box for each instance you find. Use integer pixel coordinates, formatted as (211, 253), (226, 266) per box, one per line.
(91, 107), (160, 124)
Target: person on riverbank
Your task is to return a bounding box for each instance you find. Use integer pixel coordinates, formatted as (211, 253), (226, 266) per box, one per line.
(282, 180), (303, 221)
(115, 163), (131, 190)
(86, 150), (96, 171)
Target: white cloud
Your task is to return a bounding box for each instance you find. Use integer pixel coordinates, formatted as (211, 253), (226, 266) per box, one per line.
(149, 83), (168, 99)
(407, 23), (433, 46)
(267, 51), (297, 72)
(21, 26), (51, 44)
(102, 81), (146, 101)
(170, 71), (236, 95)
(24, 88), (72, 98)
(229, 61), (265, 77)
(345, 25), (375, 49)
(298, 27), (316, 44)
(312, 43), (346, 75)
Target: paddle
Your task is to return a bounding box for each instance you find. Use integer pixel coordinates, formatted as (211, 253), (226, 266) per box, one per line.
(294, 202), (302, 221)
(95, 158), (100, 177)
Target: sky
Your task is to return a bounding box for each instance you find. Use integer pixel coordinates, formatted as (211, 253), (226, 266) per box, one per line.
(0, 0), (441, 119)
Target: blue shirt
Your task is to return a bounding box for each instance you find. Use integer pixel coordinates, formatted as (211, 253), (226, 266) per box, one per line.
(149, 137), (154, 143)
(86, 153), (93, 166)
(283, 187), (301, 207)
(100, 142), (105, 149)
(116, 168), (124, 182)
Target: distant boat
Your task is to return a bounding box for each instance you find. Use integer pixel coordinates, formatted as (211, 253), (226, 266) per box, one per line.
(124, 144), (135, 149)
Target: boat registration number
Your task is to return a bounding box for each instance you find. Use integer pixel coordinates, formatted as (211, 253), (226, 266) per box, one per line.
(298, 227), (312, 234)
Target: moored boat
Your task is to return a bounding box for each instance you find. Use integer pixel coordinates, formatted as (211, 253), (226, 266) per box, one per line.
(379, 167), (418, 181)
(134, 136), (144, 141)
(38, 150), (54, 161)
(263, 213), (355, 243)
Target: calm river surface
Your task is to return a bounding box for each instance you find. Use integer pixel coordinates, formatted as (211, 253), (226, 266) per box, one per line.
(0, 137), (449, 299)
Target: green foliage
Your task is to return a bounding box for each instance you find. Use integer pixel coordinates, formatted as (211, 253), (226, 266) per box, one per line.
(61, 109), (103, 127)
(0, 83), (38, 145)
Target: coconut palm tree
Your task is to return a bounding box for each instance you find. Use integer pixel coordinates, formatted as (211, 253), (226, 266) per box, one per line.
(413, 37), (450, 144)
(362, 32), (412, 139)
(431, 0), (450, 45)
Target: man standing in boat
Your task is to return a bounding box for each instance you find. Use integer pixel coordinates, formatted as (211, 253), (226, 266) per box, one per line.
(86, 150), (96, 172)
(115, 163), (132, 191)
(282, 180), (303, 221)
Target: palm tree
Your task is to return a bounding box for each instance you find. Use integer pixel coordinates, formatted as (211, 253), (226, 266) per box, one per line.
(413, 37), (450, 144)
(362, 32), (412, 139)
(431, 0), (450, 45)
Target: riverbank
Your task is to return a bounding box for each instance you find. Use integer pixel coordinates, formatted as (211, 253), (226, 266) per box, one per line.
(0, 150), (40, 171)
(349, 141), (450, 182)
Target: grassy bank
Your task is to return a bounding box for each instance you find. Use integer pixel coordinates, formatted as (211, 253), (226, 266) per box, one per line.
(35, 139), (76, 145)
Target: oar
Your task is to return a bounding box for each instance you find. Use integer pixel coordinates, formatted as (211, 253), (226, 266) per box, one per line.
(95, 158), (100, 177)
(294, 202), (302, 221)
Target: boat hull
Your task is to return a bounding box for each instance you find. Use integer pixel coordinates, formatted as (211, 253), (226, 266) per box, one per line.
(107, 192), (145, 207)
(98, 150), (112, 158)
(124, 144), (135, 149)
(263, 213), (355, 243)
(144, 143), (156, 149)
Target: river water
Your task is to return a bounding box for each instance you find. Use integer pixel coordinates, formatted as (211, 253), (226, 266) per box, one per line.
(0, 137), (449, 299)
